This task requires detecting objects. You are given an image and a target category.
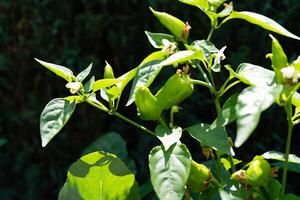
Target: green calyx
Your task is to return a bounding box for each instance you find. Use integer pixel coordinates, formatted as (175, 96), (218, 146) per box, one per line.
(135, 86), (163, 121)
(155, 71), (194, 110)
(187, 160), (211, 192)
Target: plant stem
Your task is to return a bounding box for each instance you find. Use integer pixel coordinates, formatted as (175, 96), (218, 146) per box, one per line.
(112, 111), (156, 136)
(281, 102), (294, 196)
(86, 98), (156, 137)
(191, 79), (212, 89)
(207, 26), (215, 41)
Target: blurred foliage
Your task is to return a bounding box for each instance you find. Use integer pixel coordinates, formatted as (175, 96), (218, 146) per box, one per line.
(0, 0), (299, 199)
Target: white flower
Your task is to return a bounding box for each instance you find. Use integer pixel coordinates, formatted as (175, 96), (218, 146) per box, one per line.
(161, 39), (176, 54)
(66, 82), (81, 94)
(214, 46), (226, 65)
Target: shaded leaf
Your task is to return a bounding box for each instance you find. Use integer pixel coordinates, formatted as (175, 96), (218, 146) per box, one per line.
(83, 76), (95, 93)
(58, 151), (140, 200)
(187, 123), (231, 154)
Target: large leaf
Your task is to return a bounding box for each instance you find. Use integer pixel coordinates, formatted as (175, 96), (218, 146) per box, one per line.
(223, 11), (300, 40)
(82, 132), (136, 174)
(283, 194), (300, 200)
(187, 123), (231, 154)
(189, 40), (218, 62)
(58, 151), (140, 200)
(236, 63), (275, 88)
(40, 98), (76, 147)
(155, 125), (182, 150)
(149, 143), (191, 200)
(126, 51), (167, 106)
(235, 86), (277, 147)
(145, 31), (175, 49)
(35, 58), (75, 82)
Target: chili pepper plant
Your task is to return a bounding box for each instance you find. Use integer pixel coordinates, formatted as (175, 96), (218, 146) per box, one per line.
(36, 0), (300, 199)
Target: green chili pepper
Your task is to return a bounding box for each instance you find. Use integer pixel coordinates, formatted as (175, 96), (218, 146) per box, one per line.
(155, 72), (194, 110)
(135, 86), (163, 120)
(187, 160), (211, 192)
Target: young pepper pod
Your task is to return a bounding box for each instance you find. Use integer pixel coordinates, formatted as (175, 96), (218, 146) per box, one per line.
(231, 156), (271, 187)
(135, 86), (163, 121)
(187, 160), (211, 192)
(155, 72), (194, 110)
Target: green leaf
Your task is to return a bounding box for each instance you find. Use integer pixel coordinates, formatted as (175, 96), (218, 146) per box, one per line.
(64, 95), (83, 104)
(40, 98), (76, 147)
(223, 11), (300, 40)
(35, 58), (75, 82)
(179, 0), (209, 10)
(82, 132), (136, 174)
(116, 67), (140, 93)
(235, 63), (275, 88)
(187, 123), (231, 154)
(149, 143), (191, 200)
(262, 151), (300, 164)
(220, 158), (241, 171)
(188, 40), (218, 62)
(213, 93), (238, 126)
(155, 125), (182, 150)
(158, 50), (205, 67)
(126, 51), (167, 106)
(265, 177), (281, 200)
(58, 151), (140, 200)
(76, 63), (92, 82)
(145, 31), (175, 49)
(93, 79), (124, 92)
(283, 194), (300, 200)
(83, 76), (95, 93)
(150, 7), (189, 42)
(235, 86), (276, 147)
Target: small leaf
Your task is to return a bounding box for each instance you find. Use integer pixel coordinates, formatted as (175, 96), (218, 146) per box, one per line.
(179, 0), (209, 10)
(64, 95), (83, 104)
(93, 79), (124, 92)
(145, 31), (175, 49)
(150, 7), (189, 42)
(223, 11), (300, 40)
(158, 50), (205, 67)
(83, 76), (95, 93)
(40, 98), (76, 147)
(221, 158), (241, 171)
(76, 63), (92, 82)
(149, 143), (191, 200)
(35, 58), (74, 82)
(213, 93), (239, 126)
(189, 40), (218, 62)
(235, 86), (276, 147)
(58, 151), (140, 200)
(155, 125), (182, 150)
(187, 123), (231, 154)
(265, 177), (281, 200)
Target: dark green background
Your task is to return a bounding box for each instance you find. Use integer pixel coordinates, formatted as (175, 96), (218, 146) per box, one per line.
(0, 0), (300, 199)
